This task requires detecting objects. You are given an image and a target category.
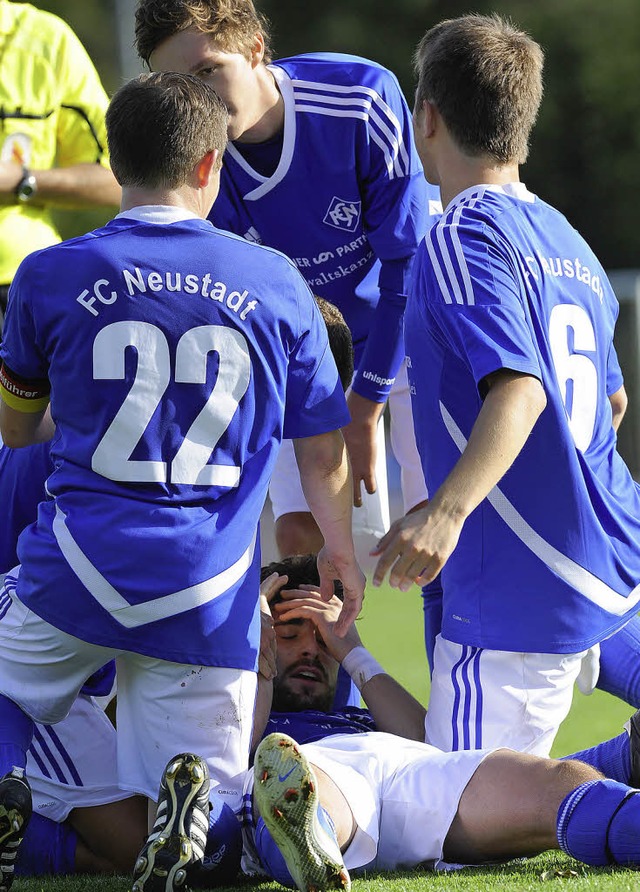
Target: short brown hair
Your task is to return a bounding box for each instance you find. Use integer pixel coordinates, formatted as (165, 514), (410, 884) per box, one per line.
(135, 0), (273, 67)
(414, 14), (544, 165)
(260, 554), (344, 603)
(314, 296), (353, 392)
(106, 71), (228, 188)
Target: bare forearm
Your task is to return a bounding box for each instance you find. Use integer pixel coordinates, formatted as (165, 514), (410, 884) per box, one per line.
(294, 431), (353, 554)
(294, 430), (365, 631)
(0, 402), (54, 446)
(372, 370), (547, 590)
(343, 390), (385, 503)
(33, 164), (121, 209)
(251, 675), (273, 755)
(431, 371), (547, 522)
(361, 674), (426, 741)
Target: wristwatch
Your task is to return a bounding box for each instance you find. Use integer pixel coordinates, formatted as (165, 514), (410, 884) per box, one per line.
(14, 167), (37, 203)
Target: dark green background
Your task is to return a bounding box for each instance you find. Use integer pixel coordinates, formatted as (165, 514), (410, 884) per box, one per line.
(35, 0), (640, 269)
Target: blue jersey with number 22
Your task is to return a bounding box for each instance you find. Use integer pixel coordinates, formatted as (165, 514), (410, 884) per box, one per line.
(0, 208), (349, 667)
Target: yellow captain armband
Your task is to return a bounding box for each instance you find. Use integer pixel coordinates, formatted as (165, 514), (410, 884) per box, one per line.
(0, 363), (50, 412)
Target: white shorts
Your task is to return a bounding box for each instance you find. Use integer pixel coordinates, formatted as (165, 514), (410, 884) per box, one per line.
(242, 731), (490, 874)
(28, 694), (128, 822)
(425, 635), (585, 756)
(269, 363), (427, 565)
(0, 578), (256, 809)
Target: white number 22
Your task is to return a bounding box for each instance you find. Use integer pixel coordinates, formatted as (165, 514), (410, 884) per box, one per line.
(91, 321), (250, 485)
(548, 303), (597, 452)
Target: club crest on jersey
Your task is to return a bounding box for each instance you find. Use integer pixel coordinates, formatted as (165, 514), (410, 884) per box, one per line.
(323, 197), (361, 232)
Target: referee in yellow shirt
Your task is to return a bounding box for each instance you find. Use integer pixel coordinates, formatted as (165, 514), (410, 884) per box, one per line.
(0, 1), (120, 330)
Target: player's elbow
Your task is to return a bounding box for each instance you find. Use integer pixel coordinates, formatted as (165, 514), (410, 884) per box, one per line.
(0, 404), (43, 447)
(0, 424), (33, 448)
(294, 430), (345, 477)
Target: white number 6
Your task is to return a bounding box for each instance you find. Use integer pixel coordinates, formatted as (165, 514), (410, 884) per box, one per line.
(549, 304), (597, 452)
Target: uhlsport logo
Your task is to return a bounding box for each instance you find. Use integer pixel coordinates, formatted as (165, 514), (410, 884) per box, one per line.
(243, 226), (262, 244)
(323, 197), (361, 232)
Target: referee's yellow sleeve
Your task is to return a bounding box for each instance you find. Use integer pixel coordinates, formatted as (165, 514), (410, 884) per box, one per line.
(51, 15), (111, 169)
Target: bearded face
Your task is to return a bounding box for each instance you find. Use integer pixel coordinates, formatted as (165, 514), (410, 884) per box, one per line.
(272, 618), (339, 712)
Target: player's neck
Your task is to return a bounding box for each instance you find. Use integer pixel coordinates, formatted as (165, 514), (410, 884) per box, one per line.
(440, 155), (520, 210)
(235, 66), (284, 144)
(119, 186), (211, 219)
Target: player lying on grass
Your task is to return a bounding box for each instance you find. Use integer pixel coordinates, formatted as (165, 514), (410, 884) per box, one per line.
(123, 555), (640, 891)
(5, 554), (640, 889)
(235, 555), (640, 891)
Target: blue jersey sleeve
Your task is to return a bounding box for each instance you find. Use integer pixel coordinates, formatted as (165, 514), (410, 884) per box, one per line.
(0, 442), (54, 573)
(350, 70), (430, 402)
(421, 215), (542, 390)
(0, 258), (49, 382)
(283, 279), (350, 439)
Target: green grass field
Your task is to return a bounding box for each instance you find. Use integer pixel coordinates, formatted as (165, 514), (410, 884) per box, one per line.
(16, 580), (639, 892)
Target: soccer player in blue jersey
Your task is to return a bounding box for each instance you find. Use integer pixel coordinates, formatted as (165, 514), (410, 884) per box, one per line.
(236, 555), (640, 890)
(134, 0), (441, 568)
(7, 554), (640, 889)
(0, 70), (364, 892)
(371, 14), (640, 758)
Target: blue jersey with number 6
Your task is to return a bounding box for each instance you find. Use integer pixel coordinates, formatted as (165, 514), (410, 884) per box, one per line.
(406, 182), (640, 653)
(0, 208), (349, 667)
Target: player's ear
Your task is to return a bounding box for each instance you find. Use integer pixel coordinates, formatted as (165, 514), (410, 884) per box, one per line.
(249, 32), (265, 68)
(420, 99), (438, 140)
(196, 149), (219, 187)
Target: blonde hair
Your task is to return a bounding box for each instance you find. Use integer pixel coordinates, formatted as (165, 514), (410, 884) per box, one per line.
(135, 0), (272, 66)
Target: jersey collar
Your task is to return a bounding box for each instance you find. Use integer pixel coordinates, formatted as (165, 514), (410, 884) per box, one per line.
(115, 205), (201, 224)
(445, 181), (536, 213)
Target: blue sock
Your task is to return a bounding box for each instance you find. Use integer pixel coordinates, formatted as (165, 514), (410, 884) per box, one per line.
(15, 813), (76, 876)
(421, 577), (443, 677)
(190, 797), (242, 887)
(253, 804), (337, 888)
(254, 815), (296, 888)
(558, 778), (640, 865)
(563, 731), (631, 784)
(598, 616), (640, 708)
(0, 695), (34, 775)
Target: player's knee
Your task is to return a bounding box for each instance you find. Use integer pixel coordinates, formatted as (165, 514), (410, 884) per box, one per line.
(552, 756), (604, 789)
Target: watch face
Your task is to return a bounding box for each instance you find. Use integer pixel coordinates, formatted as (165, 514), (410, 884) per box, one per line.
(16, 174), (37, 202)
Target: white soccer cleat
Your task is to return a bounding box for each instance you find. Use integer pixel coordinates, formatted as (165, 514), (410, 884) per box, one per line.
(253, 733), (350, 892)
